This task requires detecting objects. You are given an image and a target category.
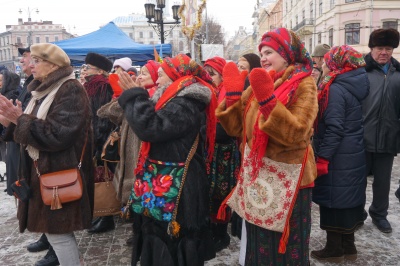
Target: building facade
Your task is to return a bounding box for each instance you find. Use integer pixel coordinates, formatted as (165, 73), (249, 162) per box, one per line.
(281, 0), (400, 58)
(0, 18), (74, 73)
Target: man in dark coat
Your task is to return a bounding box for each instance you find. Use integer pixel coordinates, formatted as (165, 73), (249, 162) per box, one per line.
(362, 28), (400, 233)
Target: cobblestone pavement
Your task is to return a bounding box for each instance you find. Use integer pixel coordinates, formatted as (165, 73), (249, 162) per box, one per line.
(0, 158), (399, 266)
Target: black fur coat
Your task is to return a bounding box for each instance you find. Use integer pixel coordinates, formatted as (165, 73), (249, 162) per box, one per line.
(118, 82), (216, 265)
(14, 66), (94, 234)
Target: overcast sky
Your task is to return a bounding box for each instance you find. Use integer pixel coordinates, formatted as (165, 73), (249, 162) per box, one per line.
(0, 0), (256, 39)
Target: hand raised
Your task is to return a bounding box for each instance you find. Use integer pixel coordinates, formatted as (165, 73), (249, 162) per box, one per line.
(223, 62), (248, 107)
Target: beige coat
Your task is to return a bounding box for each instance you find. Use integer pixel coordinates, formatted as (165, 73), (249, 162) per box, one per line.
(97, 99), (140, 203)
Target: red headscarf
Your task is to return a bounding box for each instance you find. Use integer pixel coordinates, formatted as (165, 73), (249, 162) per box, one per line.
(316, 45), (366, 129)
(204, 56), (227, 103)
(135, 54), (217, 175)
(143, 60), (160, 89)
(204, 56), (226, 75)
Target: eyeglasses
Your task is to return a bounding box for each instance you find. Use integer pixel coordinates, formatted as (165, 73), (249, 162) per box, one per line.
(29, 58), (46, 66)
(83, 65), (99, 71)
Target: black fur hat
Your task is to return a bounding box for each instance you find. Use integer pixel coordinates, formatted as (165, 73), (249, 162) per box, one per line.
(368, 28), (400, 48)
(85, 52), (113, 72)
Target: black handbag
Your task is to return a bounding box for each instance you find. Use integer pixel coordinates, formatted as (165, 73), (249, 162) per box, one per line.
(11, 179), (31, 203)
(101, 126), (121, 162)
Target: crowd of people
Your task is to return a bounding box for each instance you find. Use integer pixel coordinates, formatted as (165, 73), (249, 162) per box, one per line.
(0, 26), (399, 266)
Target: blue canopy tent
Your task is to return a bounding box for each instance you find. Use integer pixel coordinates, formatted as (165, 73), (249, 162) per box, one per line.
(53, 22), (171, 66)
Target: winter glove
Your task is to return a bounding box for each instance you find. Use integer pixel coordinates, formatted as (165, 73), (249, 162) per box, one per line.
(109, 73), (122, 98)
(316, 157), (329, 176)
(249, 68), (276, 118)
(223, 62), (248, 107)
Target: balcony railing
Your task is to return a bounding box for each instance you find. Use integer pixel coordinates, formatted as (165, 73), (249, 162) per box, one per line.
(292, 19), (314, 32)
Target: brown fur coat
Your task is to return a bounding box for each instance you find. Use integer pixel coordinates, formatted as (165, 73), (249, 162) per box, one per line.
(216, 66), (318, 186)
(14, 66), (94, 234)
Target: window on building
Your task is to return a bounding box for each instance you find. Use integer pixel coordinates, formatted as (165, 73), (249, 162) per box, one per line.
(345, 23), (360, 45)
(309, 38), (313, 53)
(330, 0), (335, 8)
(139, 32), (143, 38)
(179, 32), (183, 38)
(17, 37), (21, 44)
(319, 0), (323, 16)
(383, 21), (398, 30)
(0, 51), (2, 61)
(179, 41), (184, 51)
(150, 31), (154, 38)
(296, 15), (298, 26)
(290, 20), (292, 30)
(129, 32), (133, 39)
(302, 9), (305, 20)
(36, 36), (40, 43)
(45, 36), (49, 42)
(310, 2), (314, 19)
(55, 36), (59, 42)
(318, 33), (321, 44)
(329, 28), (333, 47)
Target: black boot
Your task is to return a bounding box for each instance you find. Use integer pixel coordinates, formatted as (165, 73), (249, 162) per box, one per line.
(87, 215), (115, 233)
(342, 232), (357, 261)
(213, 223), (230, 252)
(311, 231), (344, 263)
(395, 186), (400, 202)
(34, 246), (60, 266)
(27, 234), (50, 252)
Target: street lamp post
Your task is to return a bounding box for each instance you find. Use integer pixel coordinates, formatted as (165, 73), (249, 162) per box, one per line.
(144, 0), (181, 44)
(18, 7), (39, 46)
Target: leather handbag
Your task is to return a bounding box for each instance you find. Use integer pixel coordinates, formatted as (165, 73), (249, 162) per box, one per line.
(37, 132), (88, 210)
(101, 126), (121, 162)
(93, 161), (121, 217)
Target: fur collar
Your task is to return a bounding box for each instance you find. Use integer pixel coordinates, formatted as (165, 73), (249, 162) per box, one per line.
(364, 53), (400, 72)
(152, 82), (211, 105)
(27, 66), (74, 92)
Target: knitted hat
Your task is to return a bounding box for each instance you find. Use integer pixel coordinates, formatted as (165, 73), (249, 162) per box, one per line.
(241, 53), (261, 71)
(113, 57), (132, 71)
(85, 53), (113, 72)
(18, 46), (30, 56)
(30, 43), (70, 67)
(204, 57), (226, 75)
(368, 28), (400, 48)
(144, 60), (160, 84)
(312, 44), (331, 57)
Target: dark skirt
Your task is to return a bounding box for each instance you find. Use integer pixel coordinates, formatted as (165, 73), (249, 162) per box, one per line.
(245, 188), (312, 266)
(137, 216), (215, 266)
(208, 141), (240, 223)
(319, 204), (365, 233)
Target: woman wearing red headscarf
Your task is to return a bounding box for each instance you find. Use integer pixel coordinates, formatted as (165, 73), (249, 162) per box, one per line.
(117, 54), (217, 265)
(137, 60), (160, 97)
(203, 57), (241, 252)
(311, 45), (368, 263)
(216, 28), (318, 265)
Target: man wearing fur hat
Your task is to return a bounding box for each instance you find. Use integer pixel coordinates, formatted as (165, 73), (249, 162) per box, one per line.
(83, 52), (116, 234)
(363, 28), (400, 233)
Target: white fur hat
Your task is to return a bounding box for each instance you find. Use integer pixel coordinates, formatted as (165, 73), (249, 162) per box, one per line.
(113, 57), (132, 71)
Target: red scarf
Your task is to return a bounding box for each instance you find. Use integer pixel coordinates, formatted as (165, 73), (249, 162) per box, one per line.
(248, 65), (310, 182)
(134, 75), (217, 175)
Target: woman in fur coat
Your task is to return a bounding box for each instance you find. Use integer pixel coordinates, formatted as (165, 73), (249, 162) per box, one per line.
(117, 54), (216, 265)
(216, 28), (318, 265)
(0, 43), (93, 265)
